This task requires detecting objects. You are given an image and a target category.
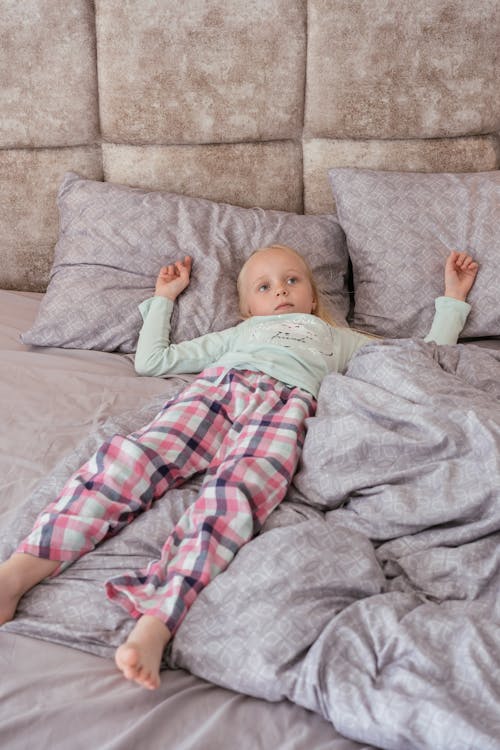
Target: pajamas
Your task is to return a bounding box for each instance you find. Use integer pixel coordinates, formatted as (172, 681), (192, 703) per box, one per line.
(18, 368), (315, 635)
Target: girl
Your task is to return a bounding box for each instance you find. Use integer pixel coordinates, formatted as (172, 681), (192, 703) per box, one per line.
(0, 245), (478, 690)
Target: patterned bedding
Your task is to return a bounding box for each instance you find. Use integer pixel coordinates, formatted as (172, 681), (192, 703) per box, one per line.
(1, 293), (499, 750)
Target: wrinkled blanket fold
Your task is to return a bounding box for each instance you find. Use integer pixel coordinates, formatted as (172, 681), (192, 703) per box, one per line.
(2, 339), (499, 750)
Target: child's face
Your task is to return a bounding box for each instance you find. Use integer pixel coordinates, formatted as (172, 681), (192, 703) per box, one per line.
(240, 247), (317, 318)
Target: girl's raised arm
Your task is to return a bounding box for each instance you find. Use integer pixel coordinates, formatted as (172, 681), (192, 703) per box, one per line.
(444, 250), (478, 302)
(155, 256), (192, 301)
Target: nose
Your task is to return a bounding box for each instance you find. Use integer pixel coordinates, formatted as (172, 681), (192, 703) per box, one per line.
(275, 284), (287, 296)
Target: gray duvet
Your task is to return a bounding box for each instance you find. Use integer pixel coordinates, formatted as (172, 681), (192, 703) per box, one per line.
(2, 336), (499, 750)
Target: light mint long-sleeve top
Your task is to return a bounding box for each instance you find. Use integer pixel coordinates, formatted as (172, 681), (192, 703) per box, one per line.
(135, 296), (470, 398)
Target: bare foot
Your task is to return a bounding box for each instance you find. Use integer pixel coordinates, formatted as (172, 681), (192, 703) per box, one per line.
(115, 615), (171, 690)
(0, 553), (60, 624)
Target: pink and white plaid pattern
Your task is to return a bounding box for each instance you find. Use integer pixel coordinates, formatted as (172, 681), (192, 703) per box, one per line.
(18, 368), (315, 635)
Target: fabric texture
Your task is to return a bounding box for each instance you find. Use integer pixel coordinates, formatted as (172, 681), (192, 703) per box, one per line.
(328, 167), (500, 339)
(20, 172), (350, 352)
(425, 296), (471, 345)
(17, 367), (315, 635)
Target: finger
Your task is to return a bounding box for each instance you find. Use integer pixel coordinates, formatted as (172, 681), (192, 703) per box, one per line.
(176, 256), (192, 275)
(177, 258), (192, 279)
(445, 249), (458, 268)
(456, 251), (469, 267)
(174, 260), (187, 276)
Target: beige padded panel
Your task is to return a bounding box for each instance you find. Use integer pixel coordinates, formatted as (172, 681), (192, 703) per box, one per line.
(0, 148), (103, 291)
(1, 1), (499, 290)
(304, 136), (500, 215)
(306, 0), (500, 140)
(103, 142), (303, 212)
(0, 0), (99, 148)
(96, 0), (306, 144)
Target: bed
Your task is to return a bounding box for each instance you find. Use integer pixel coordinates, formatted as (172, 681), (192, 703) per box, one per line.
(1, 2), (499, 749)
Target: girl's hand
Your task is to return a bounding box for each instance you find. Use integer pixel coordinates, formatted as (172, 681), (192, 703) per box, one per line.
(155, 256), (192, 300)
(444, 250), (479, 302)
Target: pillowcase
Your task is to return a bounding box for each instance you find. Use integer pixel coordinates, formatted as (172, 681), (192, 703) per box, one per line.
(21, 172), (350, 352)
(328, 168), (500, 339)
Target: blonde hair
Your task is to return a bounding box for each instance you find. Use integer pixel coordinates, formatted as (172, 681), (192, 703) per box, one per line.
(237, 244), (337, 326)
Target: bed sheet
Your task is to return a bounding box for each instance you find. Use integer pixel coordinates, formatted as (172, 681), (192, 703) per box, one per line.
(0, 290), (367, 750)
(0, 291), (179, 521)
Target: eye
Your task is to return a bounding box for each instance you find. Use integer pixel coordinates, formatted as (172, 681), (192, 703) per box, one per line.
(287, 276), (298, 285)
(258, 283), (269, 292)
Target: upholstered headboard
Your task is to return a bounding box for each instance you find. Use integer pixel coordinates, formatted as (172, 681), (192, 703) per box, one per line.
(1, 0), (499, 292)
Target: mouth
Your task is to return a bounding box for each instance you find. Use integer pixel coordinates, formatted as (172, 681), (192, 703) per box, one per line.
(275, 302), (294, 311)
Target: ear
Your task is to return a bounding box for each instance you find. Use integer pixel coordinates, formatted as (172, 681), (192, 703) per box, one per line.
(239, 300), (251, 319)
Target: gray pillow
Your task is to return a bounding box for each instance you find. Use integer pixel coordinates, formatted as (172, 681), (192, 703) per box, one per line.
(22, 173), (350, 352)
(328, 168), (500, 339)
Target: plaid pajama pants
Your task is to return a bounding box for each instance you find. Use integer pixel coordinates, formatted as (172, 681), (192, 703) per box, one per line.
(18, 367), (316, 635)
